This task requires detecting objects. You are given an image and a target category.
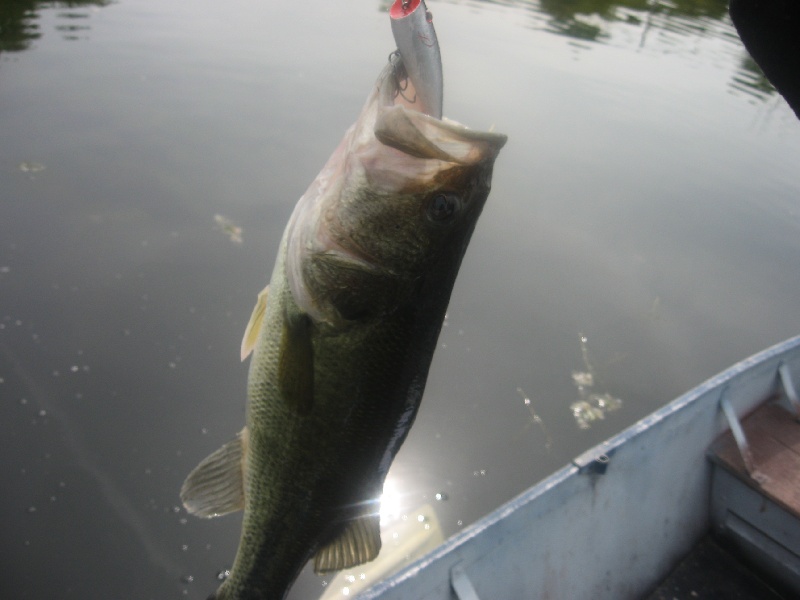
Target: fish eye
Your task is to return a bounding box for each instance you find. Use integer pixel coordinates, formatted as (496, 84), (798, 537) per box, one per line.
(427, 193), (460, 223)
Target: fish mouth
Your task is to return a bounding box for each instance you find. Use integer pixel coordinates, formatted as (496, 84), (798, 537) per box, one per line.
(358, 55), (507, 186)
(285, 50), (506, 327)
(307, 54), (508, 285)
(382, 0), (506, 164)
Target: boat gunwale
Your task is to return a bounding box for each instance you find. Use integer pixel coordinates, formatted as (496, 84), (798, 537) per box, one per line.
(360, 334), (800, 599)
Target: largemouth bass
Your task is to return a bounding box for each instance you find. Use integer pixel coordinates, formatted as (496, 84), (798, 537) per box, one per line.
(181, 51), (506, 600)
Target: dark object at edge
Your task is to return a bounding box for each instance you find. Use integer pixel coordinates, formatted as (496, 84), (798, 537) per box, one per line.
(729, 0), (800, 119)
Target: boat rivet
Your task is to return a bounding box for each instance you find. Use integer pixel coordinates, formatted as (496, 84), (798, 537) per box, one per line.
(592, 454), (610, 475)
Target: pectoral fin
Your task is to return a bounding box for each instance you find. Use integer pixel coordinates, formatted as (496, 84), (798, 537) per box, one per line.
(278, 313), (314, 414)
(180, 428), (248, 518)
(313, 513), (382, 573)
(240, 285), (269, 361)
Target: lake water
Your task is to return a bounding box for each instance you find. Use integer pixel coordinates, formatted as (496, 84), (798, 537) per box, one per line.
(2, 0), (800, 598)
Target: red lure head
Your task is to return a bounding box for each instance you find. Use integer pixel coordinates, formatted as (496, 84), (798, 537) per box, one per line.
(390, 0), (421, 19)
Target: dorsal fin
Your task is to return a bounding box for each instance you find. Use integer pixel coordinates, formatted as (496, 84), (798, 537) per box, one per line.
(180, 428), (248, 518)
(241, 285), (269, 361)
(313, 513), (382, 573)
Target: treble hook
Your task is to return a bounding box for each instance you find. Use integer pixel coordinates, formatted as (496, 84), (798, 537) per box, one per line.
(387, 50), (417, 104)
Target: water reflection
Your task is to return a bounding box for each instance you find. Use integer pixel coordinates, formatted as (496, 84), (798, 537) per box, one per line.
(0, 0), (775, 108)
(569, 335), (623, 430)
(515, 386), (554, 450)
(0, 0), (109, 53)
(731, 54), (778, 104)
(483, 0), (729, 39)
(458, 0), (775, 103)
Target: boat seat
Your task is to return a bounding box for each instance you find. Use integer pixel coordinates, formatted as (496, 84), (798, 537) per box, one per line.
(708, 400), (800, 595)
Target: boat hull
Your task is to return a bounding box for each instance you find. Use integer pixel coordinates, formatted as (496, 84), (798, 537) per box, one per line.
(361, 335), (800, 599)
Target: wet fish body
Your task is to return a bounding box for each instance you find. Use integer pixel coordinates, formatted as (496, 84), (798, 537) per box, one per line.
(181, 55), (506, 599)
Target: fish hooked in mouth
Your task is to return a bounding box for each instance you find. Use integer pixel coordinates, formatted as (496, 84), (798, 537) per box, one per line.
(285, 50), (506, 327)
(181, 5), (506, 599)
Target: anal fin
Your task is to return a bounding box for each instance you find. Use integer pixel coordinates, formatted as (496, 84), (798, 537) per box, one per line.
(313, 513), (382, 573)
(180, 428), (248, 518)
(241, 285), (269, 361)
